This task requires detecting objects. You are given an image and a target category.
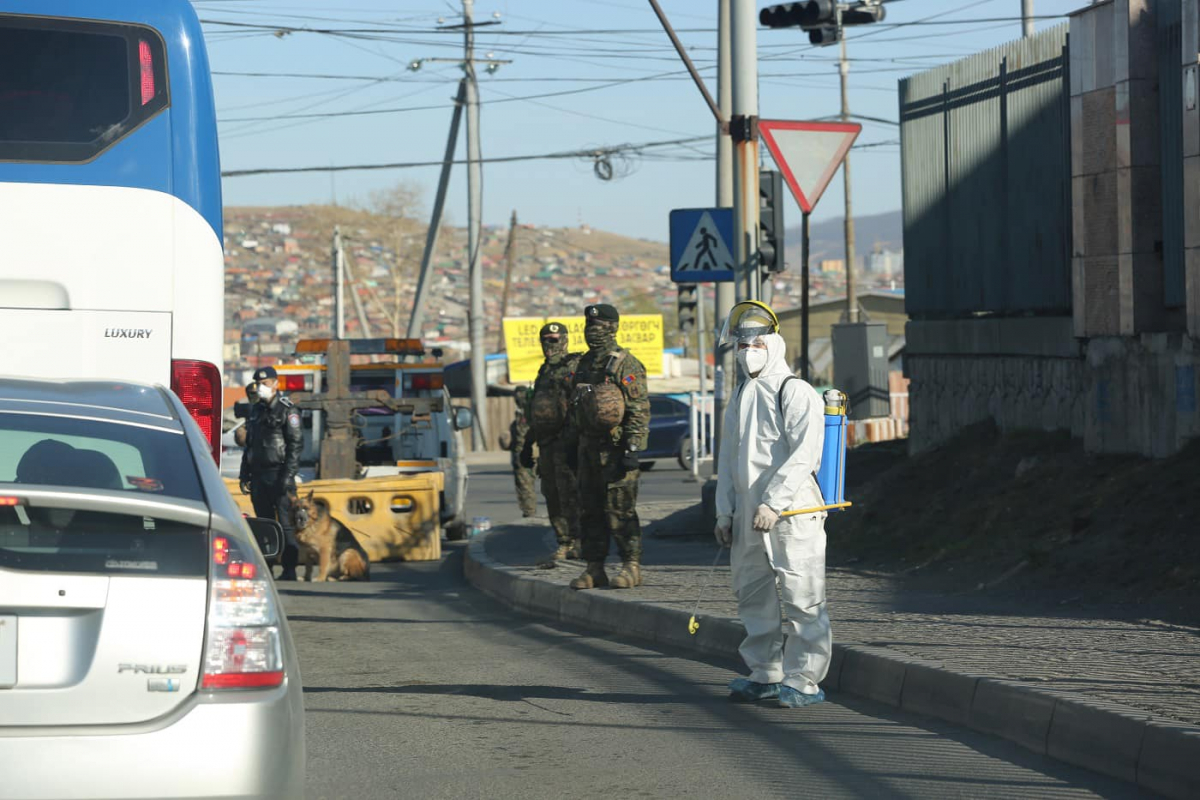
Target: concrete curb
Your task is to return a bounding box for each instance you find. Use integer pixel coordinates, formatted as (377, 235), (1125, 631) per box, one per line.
(465, 532), (1200, 799)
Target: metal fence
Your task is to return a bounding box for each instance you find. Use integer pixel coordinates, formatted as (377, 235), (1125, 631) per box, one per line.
(899, 25), (1072, 318)
(1159, 0), (1186, 309)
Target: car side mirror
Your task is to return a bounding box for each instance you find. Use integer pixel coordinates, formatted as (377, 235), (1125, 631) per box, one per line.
(246, 517), (283, 560)
(453, 406), (474, 431)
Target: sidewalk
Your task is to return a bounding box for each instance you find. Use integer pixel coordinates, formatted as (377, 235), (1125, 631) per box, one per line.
(465, 499), (1200, 799)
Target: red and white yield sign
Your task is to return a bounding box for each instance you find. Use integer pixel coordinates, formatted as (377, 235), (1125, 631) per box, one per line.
(758, 120), (862, 214)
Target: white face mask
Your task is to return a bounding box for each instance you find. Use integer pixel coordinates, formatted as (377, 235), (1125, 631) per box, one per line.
(738, 348), (768, 375)
(257, 384), (276, 402)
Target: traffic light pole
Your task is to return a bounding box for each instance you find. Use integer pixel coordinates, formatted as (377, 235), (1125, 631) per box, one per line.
(713, 0), (734, 461)
(839, 32), (859, 324)
(731, 0), (760, 304)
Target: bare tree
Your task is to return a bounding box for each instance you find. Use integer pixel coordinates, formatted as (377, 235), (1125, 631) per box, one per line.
(362, 182), (425, 337)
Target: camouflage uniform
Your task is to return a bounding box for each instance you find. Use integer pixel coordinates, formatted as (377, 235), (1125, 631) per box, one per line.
(509, 390), (537, 517)
(568, 304), (651, 590)
(527, 322), (583, 566)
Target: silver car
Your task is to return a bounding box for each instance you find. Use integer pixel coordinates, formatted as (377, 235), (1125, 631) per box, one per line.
(0, 378), (305, 800)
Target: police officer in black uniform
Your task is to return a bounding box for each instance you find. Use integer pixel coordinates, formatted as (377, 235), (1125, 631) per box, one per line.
(239, 366), (303, 580)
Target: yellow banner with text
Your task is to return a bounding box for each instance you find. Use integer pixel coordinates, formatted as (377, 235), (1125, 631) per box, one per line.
(502, 315), (664, 384)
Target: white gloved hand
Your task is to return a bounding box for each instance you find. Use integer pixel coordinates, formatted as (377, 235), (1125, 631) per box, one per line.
(714, 515), (733, 547)
(752, 504), (780, 532)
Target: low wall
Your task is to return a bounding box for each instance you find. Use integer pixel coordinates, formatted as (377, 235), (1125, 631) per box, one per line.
(905, 319), (1200, 457)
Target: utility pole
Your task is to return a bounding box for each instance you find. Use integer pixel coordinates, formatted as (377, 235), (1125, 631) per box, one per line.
(839, 33), (859, 323)
(407, 80), (466, 342)
(341, 242), (373, 338)
(731, 0), (760, 304)
(1022, 0), (1034, 38)
(713, 0), (734, 458)
(497, 210), (518, 352)
(463, 0), (488, 451)
(408, 81), (466, 342)
(333, 226), (346, 339)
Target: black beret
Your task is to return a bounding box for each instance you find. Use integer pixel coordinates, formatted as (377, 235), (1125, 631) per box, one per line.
(253, 366), (278, 381)
(540, 322), (567, 338)
(584, 304), (619, 323)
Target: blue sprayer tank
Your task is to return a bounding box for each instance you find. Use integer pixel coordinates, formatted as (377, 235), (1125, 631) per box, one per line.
(816, 389), (849, 509)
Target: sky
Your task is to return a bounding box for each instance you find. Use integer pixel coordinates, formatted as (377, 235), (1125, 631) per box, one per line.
(200, 0), (1083, 242)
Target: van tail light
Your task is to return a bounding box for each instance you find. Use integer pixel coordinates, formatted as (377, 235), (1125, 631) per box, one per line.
(278, 374), (308, 392)
(172, 359), (221, 463)
(407, 373), (444, 391)
(201, 534), (284, 691)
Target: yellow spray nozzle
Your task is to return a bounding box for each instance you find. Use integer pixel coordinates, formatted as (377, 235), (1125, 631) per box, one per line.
(688, 615), (700, 635)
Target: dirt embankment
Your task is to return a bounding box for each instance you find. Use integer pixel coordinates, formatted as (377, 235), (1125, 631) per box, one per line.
(826, 424), (1200, 619)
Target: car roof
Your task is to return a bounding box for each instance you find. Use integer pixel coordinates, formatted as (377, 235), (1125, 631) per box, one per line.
(0, 377), (181, 432)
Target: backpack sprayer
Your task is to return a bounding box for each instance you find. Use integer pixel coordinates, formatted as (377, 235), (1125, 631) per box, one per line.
(688, 389), (852, 635)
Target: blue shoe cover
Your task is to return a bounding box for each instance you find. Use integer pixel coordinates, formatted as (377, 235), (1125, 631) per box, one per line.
(728, 677), (781, 702)
(778, 686), (825, 708)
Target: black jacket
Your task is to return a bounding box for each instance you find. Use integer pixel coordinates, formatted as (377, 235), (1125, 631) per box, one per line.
(239, 395), (303, 482)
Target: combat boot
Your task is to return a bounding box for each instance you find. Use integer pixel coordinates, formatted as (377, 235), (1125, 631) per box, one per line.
(536, 544), (569, 569)
(569, 562), (609, 590)
(610, 561), (642, 589)
(565, 539), (584, 560)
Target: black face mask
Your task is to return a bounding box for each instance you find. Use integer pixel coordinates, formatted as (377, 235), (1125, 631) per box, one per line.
(584, 323), (617, 351)
(541, 337), (567, 360)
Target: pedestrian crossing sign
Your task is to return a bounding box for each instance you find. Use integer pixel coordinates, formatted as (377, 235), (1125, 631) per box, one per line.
(670, 207), (735, 283)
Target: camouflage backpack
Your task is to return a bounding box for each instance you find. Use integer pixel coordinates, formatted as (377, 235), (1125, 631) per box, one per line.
(576, 349), (629, 433)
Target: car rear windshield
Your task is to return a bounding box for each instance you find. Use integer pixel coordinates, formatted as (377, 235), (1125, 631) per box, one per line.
(0, 14), (169, 162)
(0, 507), (207, 577)
(0, 413), (204, 502)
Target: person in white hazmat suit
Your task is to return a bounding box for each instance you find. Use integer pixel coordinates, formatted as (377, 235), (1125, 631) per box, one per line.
(714, 300), (831, 708)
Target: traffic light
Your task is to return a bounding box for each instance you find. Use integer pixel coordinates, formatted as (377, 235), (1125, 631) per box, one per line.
(759, 1), (835, 29)
(759, 1), (885, 46)
(759, 170), (785, 273)
(677, 284), (698, 333)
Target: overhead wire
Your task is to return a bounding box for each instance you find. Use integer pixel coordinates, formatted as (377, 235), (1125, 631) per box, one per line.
(220, 135), (710, 177)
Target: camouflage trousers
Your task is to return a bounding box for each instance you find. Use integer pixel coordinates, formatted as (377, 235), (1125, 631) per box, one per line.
(577, 439), (642, 563)
(511, 456), (538, 516)
(537, 438), (581, 548)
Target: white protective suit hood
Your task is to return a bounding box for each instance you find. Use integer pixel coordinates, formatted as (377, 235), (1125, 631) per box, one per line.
(716, 332), (825, 518)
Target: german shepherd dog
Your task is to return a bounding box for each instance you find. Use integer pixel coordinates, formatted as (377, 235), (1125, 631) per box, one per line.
(292, 491), (371, 582)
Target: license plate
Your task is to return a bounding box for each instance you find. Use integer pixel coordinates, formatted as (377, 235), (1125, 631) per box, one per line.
(0, 616), (15, 688)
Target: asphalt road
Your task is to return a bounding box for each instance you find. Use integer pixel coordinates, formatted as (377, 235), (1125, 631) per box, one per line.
(280, 464), (1145, 800)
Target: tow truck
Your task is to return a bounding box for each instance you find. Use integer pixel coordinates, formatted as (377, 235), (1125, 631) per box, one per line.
(226, 337), (474, 562)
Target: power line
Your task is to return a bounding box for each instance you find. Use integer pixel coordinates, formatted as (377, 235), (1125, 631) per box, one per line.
(219, 70), (683, 123)
(220, 135), (709, 177)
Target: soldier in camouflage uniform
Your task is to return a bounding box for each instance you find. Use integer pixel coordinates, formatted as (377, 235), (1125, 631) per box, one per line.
(521, 322), (584, 567)
(567, 303), (651, 590)
(507, 387), (538, 517)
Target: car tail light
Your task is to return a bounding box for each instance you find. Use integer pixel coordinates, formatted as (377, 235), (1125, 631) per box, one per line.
(138, 39), (155, 105)
(172, 359), (221, 463)
(201, 534), (284, 691)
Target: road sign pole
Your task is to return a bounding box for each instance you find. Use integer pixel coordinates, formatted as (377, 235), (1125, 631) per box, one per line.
(731, 0), (760, 304)
(801, 211), (811, 382)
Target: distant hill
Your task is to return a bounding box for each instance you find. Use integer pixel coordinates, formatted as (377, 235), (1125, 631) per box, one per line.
(783, 209), (902, 267)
